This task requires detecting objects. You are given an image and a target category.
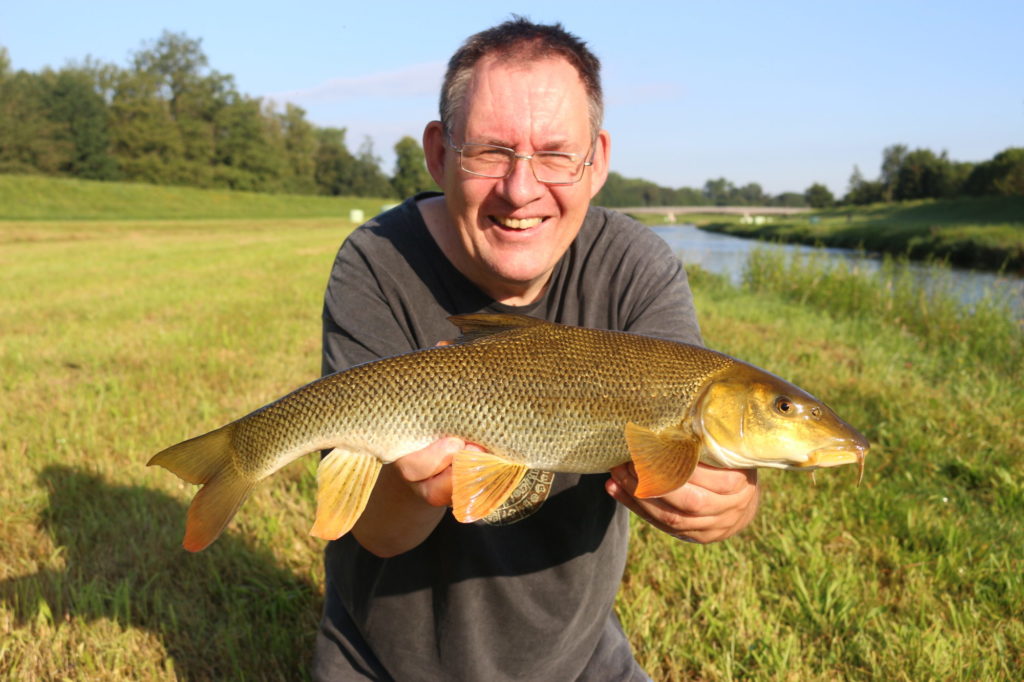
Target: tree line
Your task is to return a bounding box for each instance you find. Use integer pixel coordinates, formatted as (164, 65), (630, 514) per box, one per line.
(594, 173), (810, 208)
(596, 144), (1023, 209)
(2, 30), (1020, 209)
(842, 144), (1023, 206)
(0, 31), (435, 199)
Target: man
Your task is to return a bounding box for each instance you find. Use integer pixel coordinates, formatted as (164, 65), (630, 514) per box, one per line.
(313, 18), (759, 681)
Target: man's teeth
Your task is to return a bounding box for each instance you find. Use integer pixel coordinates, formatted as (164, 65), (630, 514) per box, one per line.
(497, 217), (543, 229)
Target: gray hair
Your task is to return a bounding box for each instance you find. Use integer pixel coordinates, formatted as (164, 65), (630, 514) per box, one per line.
(440, 16), (604, 139)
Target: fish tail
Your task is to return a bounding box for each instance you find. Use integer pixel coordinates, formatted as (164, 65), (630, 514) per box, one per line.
(148, 423), (254, 552)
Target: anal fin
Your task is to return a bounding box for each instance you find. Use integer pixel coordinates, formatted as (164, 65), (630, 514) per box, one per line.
(625, 422), (701, 498)
(480, 469), (556, 525)
(310, 448), (383, 541)
(451, 451), (528, 523)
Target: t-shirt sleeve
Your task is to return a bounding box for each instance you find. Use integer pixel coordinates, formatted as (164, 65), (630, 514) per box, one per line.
(621, 240), (702, 345)
(597, 210), (703, 346)
(321, 231), (420, 376)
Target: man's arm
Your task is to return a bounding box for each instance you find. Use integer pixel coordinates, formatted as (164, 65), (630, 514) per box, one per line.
(350, 438), (460, 557)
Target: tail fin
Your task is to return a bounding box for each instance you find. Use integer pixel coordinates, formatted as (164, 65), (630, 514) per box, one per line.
(148, 423), (254, 552)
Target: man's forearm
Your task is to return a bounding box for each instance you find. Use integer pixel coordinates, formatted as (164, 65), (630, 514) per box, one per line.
(351, 463), (448, 557)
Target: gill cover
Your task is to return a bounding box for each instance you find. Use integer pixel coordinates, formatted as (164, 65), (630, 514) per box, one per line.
(698, 363), (868, 472)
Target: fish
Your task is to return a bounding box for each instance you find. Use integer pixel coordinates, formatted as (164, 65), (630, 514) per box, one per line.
(149, 313), (869, 552)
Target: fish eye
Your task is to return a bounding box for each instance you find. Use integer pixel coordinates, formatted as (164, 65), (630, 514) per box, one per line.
(811, 406), (822, 418)
(773, 397), (794, 415)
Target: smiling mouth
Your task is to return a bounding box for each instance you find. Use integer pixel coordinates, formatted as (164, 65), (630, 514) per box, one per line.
(491, 216), (544, 230)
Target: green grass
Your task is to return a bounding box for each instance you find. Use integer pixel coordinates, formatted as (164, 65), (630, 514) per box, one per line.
(694, 196), (1024, 272)
(619, 258), (1023, 679)
(1, 215), (345, 679)
(0, 173), (395, 220)
(1, 184), (1021, 678)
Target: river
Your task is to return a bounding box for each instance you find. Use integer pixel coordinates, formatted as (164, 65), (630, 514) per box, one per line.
(652, 224), (1024, 319)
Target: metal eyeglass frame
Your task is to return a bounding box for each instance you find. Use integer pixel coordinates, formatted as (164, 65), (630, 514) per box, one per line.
(445, 131), (596, 185)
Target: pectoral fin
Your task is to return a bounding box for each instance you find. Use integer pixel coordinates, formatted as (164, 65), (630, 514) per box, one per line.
(310, 449), (383, 541)
(625, 422), (701, 498)
(451, 451), (528, 523)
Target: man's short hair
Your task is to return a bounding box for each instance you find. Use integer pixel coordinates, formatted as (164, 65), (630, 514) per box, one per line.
(440, 16), (603, 139)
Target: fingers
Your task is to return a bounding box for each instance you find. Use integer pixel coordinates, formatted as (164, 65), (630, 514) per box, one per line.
(391, 438), (458, 507)
(686, 464), (756, 496)
(606, 463), (760, 543)
(391, 437), (487, 508)
(392, 437), (460, 481)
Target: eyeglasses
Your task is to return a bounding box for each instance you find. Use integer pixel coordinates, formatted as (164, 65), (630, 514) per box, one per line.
(446, 132), (594, 185)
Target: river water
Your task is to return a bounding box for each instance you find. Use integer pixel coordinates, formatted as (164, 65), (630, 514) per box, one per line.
(652, 224), (1024, 319)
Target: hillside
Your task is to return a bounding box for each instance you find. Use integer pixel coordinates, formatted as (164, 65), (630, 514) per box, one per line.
(0, 174), (394, 221)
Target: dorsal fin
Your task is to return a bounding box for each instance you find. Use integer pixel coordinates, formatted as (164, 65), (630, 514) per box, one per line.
(447, 313), (550, 343)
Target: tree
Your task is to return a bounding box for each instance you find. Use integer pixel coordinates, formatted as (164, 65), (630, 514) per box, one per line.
(703, 177), (736, 205)
(989, 148), (1024, 195)
(0, 51), (73, 174)
(891, 148), (954, 200)
(43, 66), (118, 179)
(391, 136), (435, 198)
(108, 68), (184, 184)
(774, 192), (807, 207)
(668, 186), (708, 206)
(844, 165), (883, 205)
(132, 31), (212, 117)
(879, 144), (908, 201)
(349, 137), (395, 198)
(736, 182), (767, 205)
(278, 103), (318, 194)
(131, 31), (240, 186)
(804, 182), (834, 208)
(314, 127), (356, 195)
(213, 96), (286, 191)
(964, 147), (1024, 196)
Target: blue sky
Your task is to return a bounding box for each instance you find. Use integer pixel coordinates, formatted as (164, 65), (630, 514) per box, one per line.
(2, 1), (1021, 197)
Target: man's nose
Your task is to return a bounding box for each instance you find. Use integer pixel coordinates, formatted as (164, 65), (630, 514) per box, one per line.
(498, 155), (546, 205)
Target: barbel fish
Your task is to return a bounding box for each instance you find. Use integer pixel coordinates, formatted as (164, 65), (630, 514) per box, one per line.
(149, 314), (868, 551)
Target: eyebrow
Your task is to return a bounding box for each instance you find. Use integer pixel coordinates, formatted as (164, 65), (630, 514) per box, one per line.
(466, 136), (577, 152)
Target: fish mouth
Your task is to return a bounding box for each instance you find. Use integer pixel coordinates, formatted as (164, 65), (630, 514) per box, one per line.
(801, 443), (869, 484)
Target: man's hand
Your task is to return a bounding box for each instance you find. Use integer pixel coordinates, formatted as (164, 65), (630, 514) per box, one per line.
(390, 436), (461, 507)
(605, 462), (759, 543)
(350, 437), (485, 557)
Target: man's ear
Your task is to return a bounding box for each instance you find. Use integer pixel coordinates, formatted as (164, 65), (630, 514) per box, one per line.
(587, 130), (612, 199)
(423, 121), (448, 187)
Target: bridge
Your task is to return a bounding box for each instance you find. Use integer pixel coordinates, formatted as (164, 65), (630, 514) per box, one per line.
(615, 205), (810, 222)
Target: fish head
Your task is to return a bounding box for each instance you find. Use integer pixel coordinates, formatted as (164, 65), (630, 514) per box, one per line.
(696, 363), (868, 478)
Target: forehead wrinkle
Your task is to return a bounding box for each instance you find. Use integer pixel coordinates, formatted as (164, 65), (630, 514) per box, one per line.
(461, 57), (588, 151)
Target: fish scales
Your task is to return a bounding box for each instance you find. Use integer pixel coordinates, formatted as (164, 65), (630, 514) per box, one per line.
(149, 314), (868, 551)
(231, 323), (732, 475)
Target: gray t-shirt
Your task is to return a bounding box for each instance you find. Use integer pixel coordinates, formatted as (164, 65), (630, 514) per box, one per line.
(313, 193), (701, 681)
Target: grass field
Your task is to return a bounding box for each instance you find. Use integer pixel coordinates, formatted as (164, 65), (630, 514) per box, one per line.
(1, 178), (1022, 679)
(689, 196), (1024, 273)
(0, 174), (393, 220)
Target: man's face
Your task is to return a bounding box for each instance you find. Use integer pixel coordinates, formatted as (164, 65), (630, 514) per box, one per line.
(424, 55), (609, 304)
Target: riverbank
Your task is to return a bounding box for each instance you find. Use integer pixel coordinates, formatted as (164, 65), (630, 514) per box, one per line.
(673, 196), (1024, 274)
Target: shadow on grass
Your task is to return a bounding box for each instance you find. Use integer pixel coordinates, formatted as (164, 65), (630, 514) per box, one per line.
(0, 465), (321, 680)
